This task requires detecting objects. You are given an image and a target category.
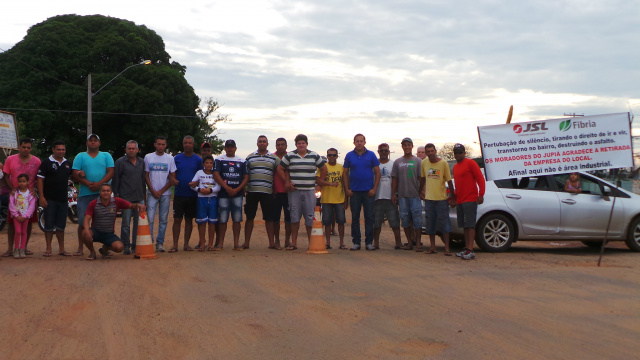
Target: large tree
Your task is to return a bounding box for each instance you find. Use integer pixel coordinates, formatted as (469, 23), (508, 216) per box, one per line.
(0, 14), (222, 157)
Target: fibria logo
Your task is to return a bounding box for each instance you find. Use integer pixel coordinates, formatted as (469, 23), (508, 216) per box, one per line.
(512, 122), (549, 134)
(559, 119), (571, 132)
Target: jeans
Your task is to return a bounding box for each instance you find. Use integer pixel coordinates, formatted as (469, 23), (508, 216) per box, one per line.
(350, 191), (374, 246)
(147, 194), (170, 244)
(120, 200), (144, 250)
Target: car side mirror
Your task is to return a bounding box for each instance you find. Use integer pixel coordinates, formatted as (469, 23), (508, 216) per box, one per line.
(603, 185), (611, 195)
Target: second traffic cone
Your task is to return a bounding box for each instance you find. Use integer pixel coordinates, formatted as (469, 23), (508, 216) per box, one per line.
(307, 206), (328, 254)
(134, 212), (157, 259)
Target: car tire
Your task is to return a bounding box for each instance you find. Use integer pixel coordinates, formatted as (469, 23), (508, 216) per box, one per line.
(475, 214), (515, 252)
(625, 217), (640, 252)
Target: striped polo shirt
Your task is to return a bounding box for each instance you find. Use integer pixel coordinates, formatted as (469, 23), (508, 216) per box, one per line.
(280, 150), (325, 190)
(86, 197), (131, 233)
(245, 150), (279, 194)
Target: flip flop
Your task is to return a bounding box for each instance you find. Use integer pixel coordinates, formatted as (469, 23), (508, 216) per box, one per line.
(98, 247), (112, 258)
(24, 249), (33, 255)
(183, 246), (194, 251)
(415, 247), (424, 252)
(58, 252), (71, 256)
(232, 247), (244, 251)
(285, 245), (297, 250)
(73, 251), (84, 256)
(213, 246), (223, 251)
(168, 248), (178, 253)
(444, 252), (452, 256)
(242, 245), (250, 249)
(425, 249), (438, 254)
(197, 246), (206, 252)
(401, 246), (413, 250)
(43, 252), (52, 257)
(339, 245), (347, 250)
(1, 252), (12, 257)
(269, 245), (283, 250)
(86, 254), (97, 261)
(325, 245), (332, 249)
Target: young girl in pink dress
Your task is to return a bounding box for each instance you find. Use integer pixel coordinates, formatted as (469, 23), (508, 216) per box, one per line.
(10, 174), (36, 259)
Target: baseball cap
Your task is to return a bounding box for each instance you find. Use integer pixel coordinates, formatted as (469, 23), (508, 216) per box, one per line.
(224, 139), (236, 147)
(87, 134), (100, 140)
(453, 143), (465, 153)
(201, 142), (212, 149)
(401, 137), (413, 144)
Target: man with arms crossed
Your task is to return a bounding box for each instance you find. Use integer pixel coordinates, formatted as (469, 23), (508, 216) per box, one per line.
(37, 140), (72, 256)
(271, 137), (292, 249)
(243, 135), (279, 249)
(452, 143), (485, 260)
(391, 138), (423, 251)
(212, 139), (248, 251)
(144, 136), (176, 252)
(172, 135), (203, 252)
(113, 140), (146, 255)
(277, 134), (326, 250)
(72, 134), (114, 256)
(343, 134), (380, 251)
(419, 143), (454, 255)
(83, 183), (145, 260)
(373, 143), (402, 249)
(316, 148), (347, 250)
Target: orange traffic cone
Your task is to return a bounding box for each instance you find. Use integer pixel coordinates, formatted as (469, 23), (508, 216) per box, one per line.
(307, 206), (328, 254)
(134, 212), (157, 259)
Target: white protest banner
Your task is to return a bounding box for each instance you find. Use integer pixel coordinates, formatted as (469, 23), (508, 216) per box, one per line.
(0, 111), (19, 150)
(478, 113), (633, 181)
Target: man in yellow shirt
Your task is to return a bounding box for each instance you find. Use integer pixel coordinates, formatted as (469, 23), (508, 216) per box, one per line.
(317, 148), (348, 249)
(419, 143), (455, 255)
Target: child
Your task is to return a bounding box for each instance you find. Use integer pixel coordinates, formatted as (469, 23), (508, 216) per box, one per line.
(189, 155), (221, 251)
(10, 174), (36, 259)
(565, 172), (582, 194)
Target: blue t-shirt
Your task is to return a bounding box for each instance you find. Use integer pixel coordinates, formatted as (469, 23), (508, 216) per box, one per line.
(213, 154), (247, 198)
(343, 147), (380, 192)
(72, 151), (115, 196)
(174, 153), (203, 197)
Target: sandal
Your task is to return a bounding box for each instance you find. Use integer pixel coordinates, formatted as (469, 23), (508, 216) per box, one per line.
(401, 246), (413, 250)
(415, 247), (424, 252)
(58, 252), (71, 256)
(206, 246), (216, 251)
(339, 244), (347, 250)
(183, 246), (194, 251)
(213, 246), (223, 251)
(444, 252), (452, 256)
(285, 245), (297, 250)
(86, 253), (97, 261)
(168, 248), (178, 253)
(43, 251), (52, 257)
(269, 245), (283, 250)
(325, 245), (332, 249)
(73, 251), (84, 256)
(425, 249), (438, 254)
(232, 247), (243, 251)
(24, 249), (33, 255)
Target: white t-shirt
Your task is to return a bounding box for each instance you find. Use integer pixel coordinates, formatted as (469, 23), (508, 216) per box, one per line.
(191, 170), (221, 198)
(375, 161), (394, 200)
(144, 152), (176, 196)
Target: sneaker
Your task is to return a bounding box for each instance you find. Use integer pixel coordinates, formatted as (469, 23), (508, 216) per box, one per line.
(123, 248), (131, 255)
(455, 249), (468, 257)
(461, 250), (475, 260)
(156, 244), (165, 252)
(350, 244), (361, 251)
(365, 244), (376, 251)
(20, 249), (26, 258)
(13, 249), (19, 259)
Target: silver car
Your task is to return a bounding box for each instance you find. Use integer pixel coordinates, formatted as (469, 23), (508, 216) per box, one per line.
(443, 172), (640, 252)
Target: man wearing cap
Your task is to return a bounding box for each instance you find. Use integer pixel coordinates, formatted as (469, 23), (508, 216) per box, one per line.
(419, 143), (454, 255)
(200, 142), (213, 159)
(343, 133), (380, 251)
(112, 140), (146, 255)
(373, 143), (402, 249)
(72, 134), (114, 256)
(171, 135), (203, 252)
(452, 143), (485, 260)
(391, 138), (423, 251)
(3, 138), (41, 257)
(145, 136), (177, 252)
(212, 139), (248, 251)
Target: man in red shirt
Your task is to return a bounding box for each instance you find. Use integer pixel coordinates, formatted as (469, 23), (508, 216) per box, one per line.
(451, 144), (485, 260)
(82, 183), (145, 260)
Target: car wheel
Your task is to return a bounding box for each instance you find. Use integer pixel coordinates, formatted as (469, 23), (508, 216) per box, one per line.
(625, 217), (640, 252)
(475, 214), (515, 252)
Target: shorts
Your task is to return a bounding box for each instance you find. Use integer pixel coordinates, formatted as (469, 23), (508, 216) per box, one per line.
(196, 197), (218, 224)
(271, 193), (291, 223)
(218, 196), (243, 223)
(78, 194), (99, 227)
(456, 201), (478, 229)
(43, 200), (68, 231)
(288, 190), (316, 227)
(321, 203), (346, 226)
(373, 199), (400, 228)
(244, 192), (274, 221)
(173, 196), (197, 219)
(424, 200), (452, 234)
(398, 197), (423, 229)
(91, 229), (121, 247)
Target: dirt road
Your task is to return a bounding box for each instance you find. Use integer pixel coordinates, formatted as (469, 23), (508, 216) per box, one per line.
(0, 212), (638, 359)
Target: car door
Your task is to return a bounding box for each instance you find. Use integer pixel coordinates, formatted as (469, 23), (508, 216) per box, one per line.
(553, 174), (625, 237)
(496, 176), (561, 235)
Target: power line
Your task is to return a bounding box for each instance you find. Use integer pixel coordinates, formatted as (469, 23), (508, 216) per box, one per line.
(1, 107), (197, 119)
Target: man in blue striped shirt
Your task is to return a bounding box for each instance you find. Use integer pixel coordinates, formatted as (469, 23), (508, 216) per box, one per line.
(277, 134), (327, 250)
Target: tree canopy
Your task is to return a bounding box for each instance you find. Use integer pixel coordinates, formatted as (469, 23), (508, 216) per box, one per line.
(0, 14), (225, 158)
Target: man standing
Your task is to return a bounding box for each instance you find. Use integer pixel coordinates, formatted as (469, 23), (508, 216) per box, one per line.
(37, 140), (72, 256)
(144, 136), (176, 252)
(243, 135), (278, 249)
(416, 146), (427, 160)
(2, 138), (41, 257)
(113, 140), (146, 255)
(343, 134), (380, 251)
(72, 134), (114, 256)
(82, 183), (145, 260)
(172, 135), (203, 252)
(391, 138), (423, 251)
(277, 134), (326, 250)
(316, 148), (347, 249)
(419, 143), (454, 255)
(373, 143), (402, 249)
(212, 140), (248, 251)
(271, 137), (292, 249)
(452, 143), (485, 260)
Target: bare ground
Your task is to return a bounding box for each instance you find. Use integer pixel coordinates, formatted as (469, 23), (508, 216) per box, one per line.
(0, 207), (638, 360)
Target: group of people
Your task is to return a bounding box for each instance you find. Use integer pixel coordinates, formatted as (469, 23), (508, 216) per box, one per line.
(1, 132), (485, 261)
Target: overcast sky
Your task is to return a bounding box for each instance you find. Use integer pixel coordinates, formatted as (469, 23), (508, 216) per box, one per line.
(2, 0), (639, 158)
